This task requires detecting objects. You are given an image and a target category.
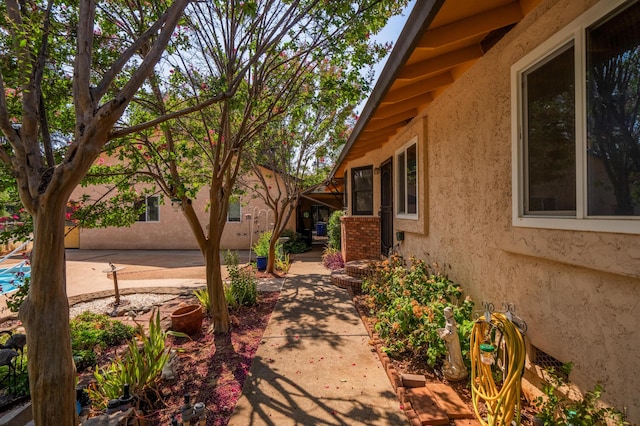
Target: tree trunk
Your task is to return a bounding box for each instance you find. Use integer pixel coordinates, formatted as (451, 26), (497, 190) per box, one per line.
(266, 239), (277, 274)
(205, 241), (230, 333)
(19, 198), (76, 425)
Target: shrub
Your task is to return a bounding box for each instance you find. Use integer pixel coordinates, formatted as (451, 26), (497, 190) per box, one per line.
(327, 210), (344, 250)
(224, 250), (258, 307)
(322, 247), (344, 270)
(362, 255), (474, 367)
(281, 229), (307, 254)
(70, 312), (135, 371)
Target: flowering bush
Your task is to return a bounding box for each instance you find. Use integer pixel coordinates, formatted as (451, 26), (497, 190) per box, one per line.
(362, 255), (474, 368)
(322, 248), (344, 270)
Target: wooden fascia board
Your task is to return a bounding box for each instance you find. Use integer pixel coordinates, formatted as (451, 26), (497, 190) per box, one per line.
(398, 44), (484, 80)
(385, 73), (453, 104)
(416, 2), (523, 50)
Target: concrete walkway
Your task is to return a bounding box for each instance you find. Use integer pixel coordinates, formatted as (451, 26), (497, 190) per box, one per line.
(229, 259), (405, 425)
(1, 247), (406, 424)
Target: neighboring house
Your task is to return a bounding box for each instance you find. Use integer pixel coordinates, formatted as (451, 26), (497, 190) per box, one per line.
(330, 0), (640, 421)
(69, 164), (295, 250)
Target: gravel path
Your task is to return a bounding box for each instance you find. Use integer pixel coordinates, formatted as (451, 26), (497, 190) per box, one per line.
(69, 293), (178, 318)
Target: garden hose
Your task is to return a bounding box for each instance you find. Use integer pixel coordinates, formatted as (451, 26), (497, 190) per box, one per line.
(470, 312), (526, 426)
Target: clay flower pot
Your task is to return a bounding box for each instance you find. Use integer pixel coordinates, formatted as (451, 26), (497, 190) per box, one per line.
(171, 304), (203, 335)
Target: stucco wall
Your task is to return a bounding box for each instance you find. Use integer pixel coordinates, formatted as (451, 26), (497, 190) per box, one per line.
(72, 169), (294, 251)
(346, 0), (639, 420)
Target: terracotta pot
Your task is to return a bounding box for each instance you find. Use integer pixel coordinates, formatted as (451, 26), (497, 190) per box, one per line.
(171, 305), (203, 335)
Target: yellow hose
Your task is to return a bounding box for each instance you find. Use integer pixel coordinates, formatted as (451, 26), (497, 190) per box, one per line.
(470, 312), (526, 426)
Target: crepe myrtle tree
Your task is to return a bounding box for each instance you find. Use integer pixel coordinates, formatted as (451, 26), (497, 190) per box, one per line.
(241, 60), (364, 274)
(100, 0), (407, 333)
(0, 0), (247, 422)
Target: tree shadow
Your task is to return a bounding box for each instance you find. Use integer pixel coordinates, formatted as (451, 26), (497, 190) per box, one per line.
(231, 356), (404, 426)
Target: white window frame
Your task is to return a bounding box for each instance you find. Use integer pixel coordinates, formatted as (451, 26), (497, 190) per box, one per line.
(137, 196), (160, 222)
(511, 0), (640, 235)
(227, 200), (241, 223)
(395, 137), (419, 220)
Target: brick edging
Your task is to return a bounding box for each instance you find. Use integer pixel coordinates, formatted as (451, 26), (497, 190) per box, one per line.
(354, 301), (420, 424)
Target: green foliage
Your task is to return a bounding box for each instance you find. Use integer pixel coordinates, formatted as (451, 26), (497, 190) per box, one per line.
(5, 277), (30, 313)
(252, 231), (281, 258)
(70, 312), (135, 371)
(0, 354), (29, 397)
(534, 363), (628, 425)
(282, 230), (308, 254)
(275, 253), (291, 273)
(193, 288), (212, 313)
(362, 255), (475, 367)
(89, 311), (174, 408)
(327, 210), (344, 250)
(224, 251), (258, 307)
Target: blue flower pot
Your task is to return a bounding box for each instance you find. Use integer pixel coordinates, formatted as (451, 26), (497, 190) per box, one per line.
(256, 256), (267, 272)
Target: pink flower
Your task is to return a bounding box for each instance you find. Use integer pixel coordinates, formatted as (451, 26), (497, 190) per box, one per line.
(98, 158), (105, 164)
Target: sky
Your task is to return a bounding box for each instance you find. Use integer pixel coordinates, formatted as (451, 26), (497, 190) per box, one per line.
(356, 0), (416, 114)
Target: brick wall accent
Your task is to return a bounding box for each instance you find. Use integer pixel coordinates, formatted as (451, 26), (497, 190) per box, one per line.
(340, 216), (381, 262)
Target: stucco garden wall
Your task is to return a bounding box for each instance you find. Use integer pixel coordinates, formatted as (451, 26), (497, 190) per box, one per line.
(341, 0), (638, 419)
(392, 0), (639, 420)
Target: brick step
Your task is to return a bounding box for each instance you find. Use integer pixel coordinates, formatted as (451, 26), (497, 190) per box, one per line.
(344, 260), (375, 278)
(330, 269), (363, 294)
(404, 384), (475, 425)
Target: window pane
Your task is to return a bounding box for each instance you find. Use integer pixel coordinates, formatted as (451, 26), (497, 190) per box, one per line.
(397, 152), (406, 214)
(524, 44), (576, 213)
(586, 2), (640, 216)
(351, 167), (373, 215)
(135, 199), (146, 222)
(228, 201), (241, 222)
(407, 144), (417, 214)
(147, 197), (159, 222)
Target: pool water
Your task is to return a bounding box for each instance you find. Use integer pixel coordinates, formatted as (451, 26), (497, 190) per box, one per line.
(0, 265), (31, 295)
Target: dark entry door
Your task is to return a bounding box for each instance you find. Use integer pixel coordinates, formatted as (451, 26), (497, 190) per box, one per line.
(380, 158), (393, 256)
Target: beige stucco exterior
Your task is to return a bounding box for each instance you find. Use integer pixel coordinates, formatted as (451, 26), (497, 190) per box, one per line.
(71, 167), (295, 251)
(343, 0), (640, 420)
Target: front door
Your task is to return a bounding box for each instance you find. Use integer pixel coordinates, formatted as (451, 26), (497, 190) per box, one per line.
(380, 158), (393, 256)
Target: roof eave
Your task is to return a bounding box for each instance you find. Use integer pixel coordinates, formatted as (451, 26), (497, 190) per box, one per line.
(329, 0), (445, 180)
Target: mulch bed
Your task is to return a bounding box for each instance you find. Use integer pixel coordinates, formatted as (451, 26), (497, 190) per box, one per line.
(143, 291), (279, 425)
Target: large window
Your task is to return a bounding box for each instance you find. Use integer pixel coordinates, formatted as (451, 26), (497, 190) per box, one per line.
(227, 200), (241, 222)
(512, 0), (640, 234)
(351, 166), (373, 215)
(396, 139), (418, 218)
(136, 196), (160, 222)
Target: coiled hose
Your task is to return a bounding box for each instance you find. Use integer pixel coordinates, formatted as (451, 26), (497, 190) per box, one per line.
(470, 312), (526, 426)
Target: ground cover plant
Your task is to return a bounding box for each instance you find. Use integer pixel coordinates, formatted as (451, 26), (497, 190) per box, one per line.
(533, 363), (628, 425)
(361, 255), (474, 368)
(70, 312), (136, 371)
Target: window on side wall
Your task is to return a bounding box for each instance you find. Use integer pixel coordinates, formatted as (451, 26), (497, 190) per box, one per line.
(227, 200), (241, 222)
(136, 196), (160, 222)
(396, 138), (418, 218)
(351, 166), (373, 215)
(512, 0), (640, 234)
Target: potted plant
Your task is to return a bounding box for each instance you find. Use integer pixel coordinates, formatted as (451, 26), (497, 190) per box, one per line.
(253, 231), (272, 272)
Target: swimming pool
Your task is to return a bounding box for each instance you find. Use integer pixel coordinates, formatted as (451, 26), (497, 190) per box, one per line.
(0, 264), (31, 295)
